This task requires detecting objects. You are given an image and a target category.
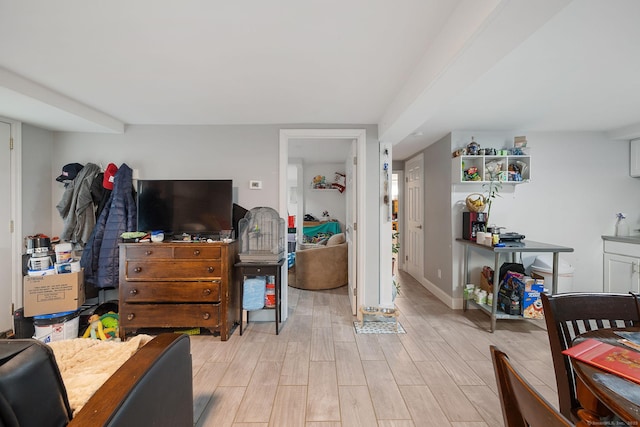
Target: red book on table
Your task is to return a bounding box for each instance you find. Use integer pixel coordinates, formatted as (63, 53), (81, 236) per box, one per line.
(563, 338), (640, 385)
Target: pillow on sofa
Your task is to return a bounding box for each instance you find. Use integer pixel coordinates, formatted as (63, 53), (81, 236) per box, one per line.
(327, 233), (345, 246)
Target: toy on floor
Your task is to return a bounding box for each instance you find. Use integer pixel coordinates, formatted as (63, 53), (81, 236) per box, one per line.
(82, 311), (119, 340)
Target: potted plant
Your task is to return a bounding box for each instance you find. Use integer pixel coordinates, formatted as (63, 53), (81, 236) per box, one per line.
(392, 231), (400, 299)
(482, 174), (502, 227)
(392, 278), (400, 300)
(392, 230), (400, 254)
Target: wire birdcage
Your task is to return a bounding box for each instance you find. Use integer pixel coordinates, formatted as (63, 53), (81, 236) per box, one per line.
(238, 207), (285, 262)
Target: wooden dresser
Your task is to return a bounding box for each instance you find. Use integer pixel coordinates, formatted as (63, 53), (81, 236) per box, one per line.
(118, 241), (238, 340)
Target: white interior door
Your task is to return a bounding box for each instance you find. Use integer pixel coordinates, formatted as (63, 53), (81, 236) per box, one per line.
(345, 140), (357, 314)
(0, 121), (12, 332)
(405, 154), (424, 280)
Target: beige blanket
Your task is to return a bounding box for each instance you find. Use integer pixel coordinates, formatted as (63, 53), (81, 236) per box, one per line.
(49, 335), (153, 415)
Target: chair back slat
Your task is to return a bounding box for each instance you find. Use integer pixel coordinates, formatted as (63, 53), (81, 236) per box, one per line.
(541, 292), (640, 420)
(491, 345), (573, 427)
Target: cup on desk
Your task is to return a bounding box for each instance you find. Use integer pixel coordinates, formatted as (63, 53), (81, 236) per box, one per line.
(476, 231), (486, 244)
(220, 230), (232, 242)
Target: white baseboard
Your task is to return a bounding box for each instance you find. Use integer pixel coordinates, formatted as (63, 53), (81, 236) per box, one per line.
(415, 276), (465, 310)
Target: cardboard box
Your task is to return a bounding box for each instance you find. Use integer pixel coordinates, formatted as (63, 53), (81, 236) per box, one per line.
(23, 270), (85, 317)
(522, 278), (544, 319)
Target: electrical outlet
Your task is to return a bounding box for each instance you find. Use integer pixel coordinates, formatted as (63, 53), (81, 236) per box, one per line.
(437, 269), (442, 279)
(249, 180), (262, 189)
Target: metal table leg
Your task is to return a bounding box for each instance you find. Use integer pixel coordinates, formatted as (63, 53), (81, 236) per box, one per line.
(463, 245), (469, 312)
(491, 252), (500, 333)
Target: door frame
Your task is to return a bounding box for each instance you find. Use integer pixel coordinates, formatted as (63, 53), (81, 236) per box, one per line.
(346, 140), (358, 315)
(2, 117), (22, 331)
(279, 129), (366, 317)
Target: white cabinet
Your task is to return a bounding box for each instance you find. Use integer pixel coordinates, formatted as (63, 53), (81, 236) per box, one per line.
(603, 239), (640, 293)
(630, 139), (640, 177)
(604, 253), (640, 293)
(456, 155), (531, 183)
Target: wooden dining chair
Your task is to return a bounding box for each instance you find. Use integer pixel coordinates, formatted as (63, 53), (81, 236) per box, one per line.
(491, 345), (574, 427)
(541, 292), (640, 421)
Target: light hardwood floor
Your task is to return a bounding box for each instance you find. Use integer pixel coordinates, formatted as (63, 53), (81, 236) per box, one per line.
(191, 270), (557, 427)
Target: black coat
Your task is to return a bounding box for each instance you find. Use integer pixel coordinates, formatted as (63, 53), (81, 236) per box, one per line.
(81, 164), (136, 289)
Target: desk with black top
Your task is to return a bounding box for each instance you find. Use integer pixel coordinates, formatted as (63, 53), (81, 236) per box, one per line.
(235, 259), (285, 335)
(457, 238), (574, 332)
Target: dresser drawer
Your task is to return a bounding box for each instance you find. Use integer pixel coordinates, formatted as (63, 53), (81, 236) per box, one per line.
(120, 303), (220, 329)
(174, 246), (221, 259)
(121, 281), (221, 303)
(124, 245), (173, 259)
(125, 260), (223, 279)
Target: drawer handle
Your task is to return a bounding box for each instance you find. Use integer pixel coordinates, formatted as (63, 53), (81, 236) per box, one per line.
(145, 250), (152, 256)
(129, 288), (138, 296)
(134, 267), (142, 273)
(194, 249), (201, 256)
(127, 313), (135, 321)
(203, 288), (211, 295)
(208, 266), (215, 273)
(202, 312), (210, 320)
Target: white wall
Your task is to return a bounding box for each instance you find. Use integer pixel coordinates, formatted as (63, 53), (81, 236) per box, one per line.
(303, 163), (346, 227)
(50, 125), (282, 236)
(286, 162), (301, 227)
(21, 124), (53, 237)
(423, 134), (454, 297)
(49, 124), (382, 309)
(404, 130), (640, 309)
(445, 131), (640, 306)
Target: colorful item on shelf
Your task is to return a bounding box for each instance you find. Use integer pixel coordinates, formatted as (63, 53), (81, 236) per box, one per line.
(467, 137), (480, 155)
(312, 175), (327, 189)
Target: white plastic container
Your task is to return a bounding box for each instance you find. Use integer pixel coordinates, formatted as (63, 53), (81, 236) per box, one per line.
(33, 310), (79, 343)
(55, 243), (73, 264)
(55, 259), (80, 274)
(530, 254), (575, 293)
(27, 267), (55, 276)
(27, 255), (52, 271)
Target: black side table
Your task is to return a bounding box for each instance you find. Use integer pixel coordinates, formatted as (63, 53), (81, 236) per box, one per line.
(235, 259), (284, 335)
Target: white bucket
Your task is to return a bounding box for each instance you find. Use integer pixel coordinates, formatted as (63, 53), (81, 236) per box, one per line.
(33, 310), (79, 343)
(27, 255), (52, 271)
(55, 243), (73, 264)
(530, 254), (575, 293)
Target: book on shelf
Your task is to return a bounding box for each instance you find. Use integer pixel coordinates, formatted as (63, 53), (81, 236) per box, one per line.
(563, 338), (640, 385)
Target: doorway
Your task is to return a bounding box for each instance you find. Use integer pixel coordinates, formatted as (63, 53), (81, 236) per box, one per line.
(279, 129), (366, 318)
(391, 171), (403, 275)
(405, 153), (424, 280)
(0, 118), (21, 334)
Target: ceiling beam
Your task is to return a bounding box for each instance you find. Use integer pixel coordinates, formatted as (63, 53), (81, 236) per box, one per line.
(378, 0), (572, 147)
(0, 67), (124, 133)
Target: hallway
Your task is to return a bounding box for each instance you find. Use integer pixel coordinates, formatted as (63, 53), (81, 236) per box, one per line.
(190, 269), (555, 426)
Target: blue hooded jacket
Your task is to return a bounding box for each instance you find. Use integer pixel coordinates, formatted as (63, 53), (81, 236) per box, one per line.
(81, 163), (136, 288)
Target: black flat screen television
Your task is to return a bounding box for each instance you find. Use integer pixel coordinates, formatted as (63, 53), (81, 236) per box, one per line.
(137, 179), (233, 237)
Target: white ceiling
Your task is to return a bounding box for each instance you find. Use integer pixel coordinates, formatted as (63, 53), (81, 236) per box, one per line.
(1, 0), (639, 160)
